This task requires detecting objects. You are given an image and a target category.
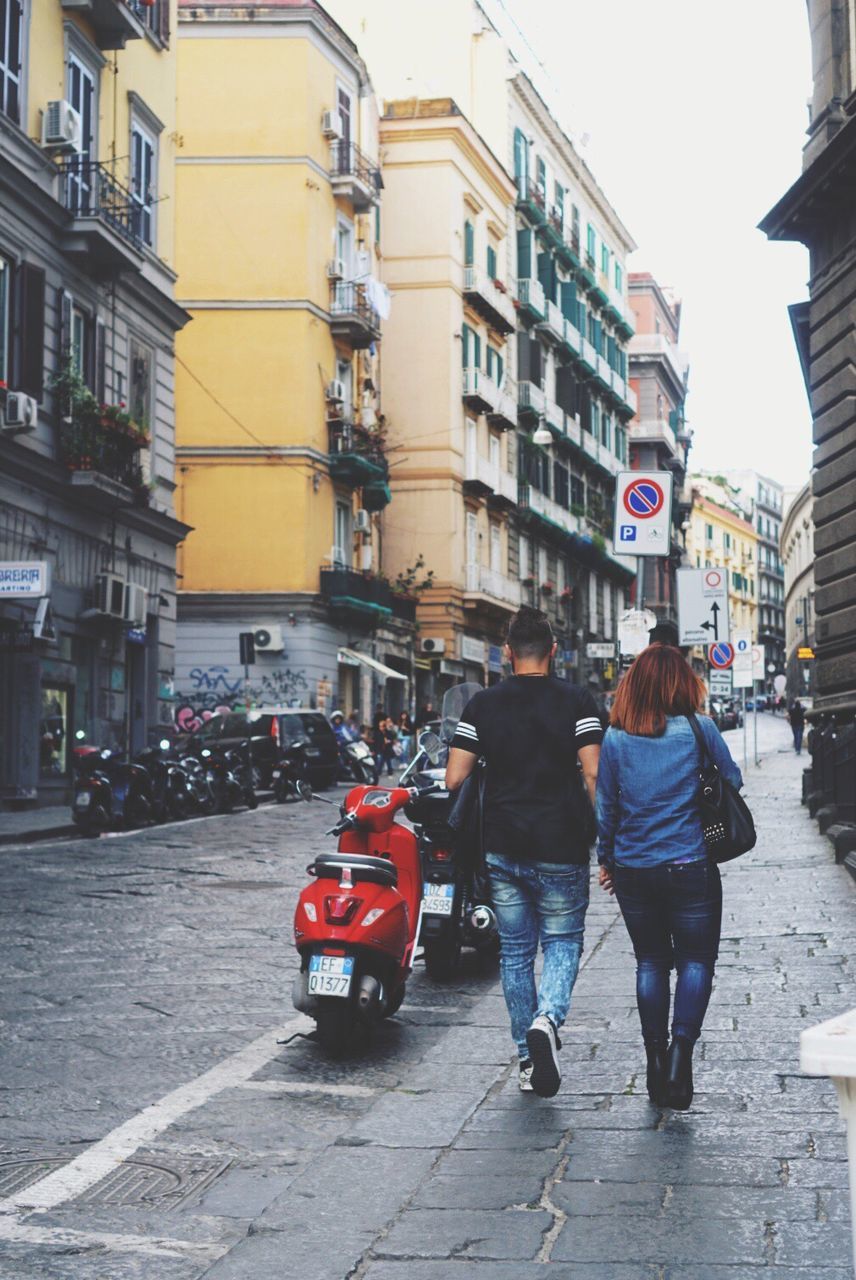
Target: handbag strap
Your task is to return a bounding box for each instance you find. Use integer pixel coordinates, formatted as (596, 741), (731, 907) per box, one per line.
(685, 713), (715, 771)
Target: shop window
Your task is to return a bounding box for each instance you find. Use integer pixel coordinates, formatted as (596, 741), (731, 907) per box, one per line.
(40, 687), (70, 776)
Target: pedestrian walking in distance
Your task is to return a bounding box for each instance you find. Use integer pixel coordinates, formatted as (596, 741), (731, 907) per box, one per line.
(445, 606), (601, 1098)
(788, 698), (806, 755)
(596, 644), (743, 1110)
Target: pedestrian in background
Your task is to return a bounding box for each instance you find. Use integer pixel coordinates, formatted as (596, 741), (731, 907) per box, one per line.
(445, 606), (602, 1098)
(397, 711), (414, 762)
(415, 699), (436, 730)
(596, 644), (743, 1111)
(788, 699), (806, 755)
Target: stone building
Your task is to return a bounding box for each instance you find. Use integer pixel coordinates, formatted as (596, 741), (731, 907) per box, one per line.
(0, 0), (189, 805)
(781, 481), (816, 702)
(760, 0), (856, 717)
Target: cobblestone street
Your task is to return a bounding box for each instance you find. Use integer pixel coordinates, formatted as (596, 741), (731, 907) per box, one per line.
(0, 716), (853, 1278)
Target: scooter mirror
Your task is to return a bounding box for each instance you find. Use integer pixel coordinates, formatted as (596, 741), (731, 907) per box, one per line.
(417, 731), (442, 764)
(295, 780), (314, 802)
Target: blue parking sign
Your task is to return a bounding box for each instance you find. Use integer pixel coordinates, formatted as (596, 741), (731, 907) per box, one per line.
(619, 525), (637, 542)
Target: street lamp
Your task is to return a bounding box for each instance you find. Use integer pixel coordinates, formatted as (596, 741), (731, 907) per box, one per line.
(532, 421), (552, 447)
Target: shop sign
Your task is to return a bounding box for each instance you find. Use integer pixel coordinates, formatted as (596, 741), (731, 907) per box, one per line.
(460, 635), (485, 665)
(488, 644), (504, 673)
(586, 642), (615, 659)
(439, 659), (464, 677)
(562, 649), (577, 666)
(0, 560), (50, 597)
(127, 627), (147, 646)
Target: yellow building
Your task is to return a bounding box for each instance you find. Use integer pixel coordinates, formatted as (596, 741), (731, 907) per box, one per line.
(174, 0), (413, 720)
(379, 99), (518, 683)
(686, 489), (758, 636)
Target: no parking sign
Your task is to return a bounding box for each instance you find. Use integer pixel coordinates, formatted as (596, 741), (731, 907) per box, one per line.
(614, 471), (674, 557)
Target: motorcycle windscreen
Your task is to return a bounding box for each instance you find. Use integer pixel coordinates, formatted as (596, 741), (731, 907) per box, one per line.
(441, 681), (483, 745)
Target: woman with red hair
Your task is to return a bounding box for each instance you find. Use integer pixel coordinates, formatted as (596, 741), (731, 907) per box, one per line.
(596, 644), (743, 1111)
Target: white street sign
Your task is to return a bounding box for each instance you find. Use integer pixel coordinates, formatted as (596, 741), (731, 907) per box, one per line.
(586, 642), (615, 659)
(709, 671), (733, 697)
(0, 560), (50, 597)
(752, 645), (765, 682)
(617, 608), (657, 656)
(614, 471), (674, 557)
(732, 629), (753, 688)
(677, 567), (730, 645)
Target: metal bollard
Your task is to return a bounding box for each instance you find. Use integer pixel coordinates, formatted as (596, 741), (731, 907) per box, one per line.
(801, 1010), (856, 1269)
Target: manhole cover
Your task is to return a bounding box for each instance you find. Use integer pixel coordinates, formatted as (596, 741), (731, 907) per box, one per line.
(0, 1151), (230, 1209)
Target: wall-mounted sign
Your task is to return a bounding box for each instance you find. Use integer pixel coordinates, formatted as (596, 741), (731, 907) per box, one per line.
(488, 644), (504, 673)
(587, 642), (616, 660)
(614, 472), (673, 557)
(461, 635), (485, 665)
(0, 561), (50, 597)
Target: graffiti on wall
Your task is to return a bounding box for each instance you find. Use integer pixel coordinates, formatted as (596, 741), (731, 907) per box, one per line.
(174, 665), (311, 733)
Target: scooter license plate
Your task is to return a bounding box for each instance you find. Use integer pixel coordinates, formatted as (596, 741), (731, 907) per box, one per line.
(75, 791), (91, 808)
(307, 953), (354, 998)
(304, 747), (321, 758)
(422, 882), (454, 916)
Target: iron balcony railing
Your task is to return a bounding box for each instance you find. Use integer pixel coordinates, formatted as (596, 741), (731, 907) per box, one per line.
(330, 140), (381, 191)
(59, 159), (142, 250)
(329, 281), (381, 330)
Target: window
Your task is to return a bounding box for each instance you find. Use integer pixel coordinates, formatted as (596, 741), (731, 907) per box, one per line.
(337, 85), (352, 148)
(486, 346), (503, 386)
(570, 473), (584, 509)
(464, 219), (474, 267)
(466, 510), (478, 567)
(71, 305), (89, 378)
(536, 154), (546, 196)
(519, 532), (530, 580)
(586, 223), (596, 263)
(67, 51), (97, 213)
(554, 181), (564, 221)
(705, 523), (714, 541)
(490, 523), (501, 574)
(614, 261), (623, 292)
(571, 204), (580, 239)
(336, 358), (352, 416)
(138, 0), (169, 44)
(513, 127), (528, 186)
(129, 337), (151, 431)
(489, 433), (500, 471)
(486, 242), (497, 279)
(601, 414), (611, 452)
(537, 543), (547, 584)
(336, 218), (354, 275)
(131, 121), (156, 246)
(601, 244), (610, 274)
(0, 0), (23, 122)
(462, 323), (481, 371)
(334, 501), (351, 565)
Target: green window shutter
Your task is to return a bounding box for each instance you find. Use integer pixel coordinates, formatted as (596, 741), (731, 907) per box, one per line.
(487, 346), (495, 378)
(560, 280), (577, 322)
(615, 262), (622, 291)
(496, 352), (504, 386)
(462, 324), (470, 369)
(513, 128), (528, 184)
(537, 251), (552, 300)
(473, 331), (481, 370)
(516, 227), (532, 279)
(464, 220), (474, 267)
(486, 243), (497, 278)
(601, 244), (609, 274)
(536, 155), (546, 193)
(586, 224), (596, 260)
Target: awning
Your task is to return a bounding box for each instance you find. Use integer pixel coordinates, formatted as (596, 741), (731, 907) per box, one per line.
(337, 647), (406, 681)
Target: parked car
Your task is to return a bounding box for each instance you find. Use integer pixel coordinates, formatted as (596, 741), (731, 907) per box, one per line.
(187, 708), (338, 791)
(710, 699), (741, 732)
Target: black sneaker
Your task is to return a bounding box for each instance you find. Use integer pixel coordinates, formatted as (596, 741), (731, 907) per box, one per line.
(526, 1015), (562, 1097)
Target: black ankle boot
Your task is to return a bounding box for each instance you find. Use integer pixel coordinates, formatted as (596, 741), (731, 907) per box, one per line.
(666, 1035), (694, 1110)
(645, 1041), (668, 1106)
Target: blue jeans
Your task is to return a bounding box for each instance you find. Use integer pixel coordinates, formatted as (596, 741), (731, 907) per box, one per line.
(612, 858), (722, 1046)
(486, 853), (589, 1059)
(793, 725), (804, 754)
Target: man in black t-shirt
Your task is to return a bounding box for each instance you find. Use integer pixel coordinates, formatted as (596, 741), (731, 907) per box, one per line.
(446, 607), (601, 1098)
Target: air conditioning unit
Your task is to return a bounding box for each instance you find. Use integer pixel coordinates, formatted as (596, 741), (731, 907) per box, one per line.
(123, 583), (147, 627)
(420, 637), (446, 656)
(3, 392), (38, 432)
(353, 508), (371, 534)
(322, 109), (343, 139)
(42, 100), (82, 153)
(253, 625), (284, 653)
(326, 379), (346, 404)
(327, 258), (346, 281)
(95, 573), (126, 619)
(359, 543), (373, 572)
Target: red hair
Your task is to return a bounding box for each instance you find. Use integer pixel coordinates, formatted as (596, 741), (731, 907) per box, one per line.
(610, 643), (706, 738)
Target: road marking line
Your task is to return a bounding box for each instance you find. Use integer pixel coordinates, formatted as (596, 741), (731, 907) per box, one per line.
(237, 1080), (376, 1098)
(0, 1013), (312, 1214)
(0, 1218), (225, 1260)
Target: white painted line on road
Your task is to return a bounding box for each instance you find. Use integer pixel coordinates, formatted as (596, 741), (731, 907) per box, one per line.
(237, 1080), (376, 1098)
(0, 1013), (313, 1214)
(0, 1217), (225, 1261)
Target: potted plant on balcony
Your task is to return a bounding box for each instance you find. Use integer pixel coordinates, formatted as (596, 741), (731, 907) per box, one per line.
(520, 574), (535, 588)
(560, 586), (573, 603)
(540, 580), (555, 598)
(493, 278), (507, 294)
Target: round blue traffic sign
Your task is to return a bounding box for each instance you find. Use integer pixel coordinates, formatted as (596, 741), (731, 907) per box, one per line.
(708, 642), (735, 670)
(623, 478), (665, 519)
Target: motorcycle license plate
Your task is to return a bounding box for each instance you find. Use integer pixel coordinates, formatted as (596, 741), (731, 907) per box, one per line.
(304, 747), (321, 758)
(308, 953), (354, 998)
(75, 791), (91, 808)
(422, 882), (454, 916)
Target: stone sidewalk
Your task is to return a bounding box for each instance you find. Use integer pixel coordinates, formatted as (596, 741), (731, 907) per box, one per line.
(347, 738), (855, 1278)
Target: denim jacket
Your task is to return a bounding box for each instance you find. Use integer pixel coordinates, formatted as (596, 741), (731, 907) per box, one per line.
(596, 715), (743, 869)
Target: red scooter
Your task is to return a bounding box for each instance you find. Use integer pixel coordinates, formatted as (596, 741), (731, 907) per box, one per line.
(292, 753), (442, 1054)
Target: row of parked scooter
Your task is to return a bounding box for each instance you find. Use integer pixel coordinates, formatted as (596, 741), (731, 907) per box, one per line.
(71, 735), (315, 835)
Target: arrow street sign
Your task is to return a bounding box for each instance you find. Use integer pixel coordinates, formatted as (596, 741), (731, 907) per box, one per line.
(708, 641), (735, 670)
(614, 471), (674, 557)
(677, 567), (731, 645)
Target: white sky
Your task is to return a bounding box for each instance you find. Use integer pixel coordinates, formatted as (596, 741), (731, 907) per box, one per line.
(504, 0), (814, 489)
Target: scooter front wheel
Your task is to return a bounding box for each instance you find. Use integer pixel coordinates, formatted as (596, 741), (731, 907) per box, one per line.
(314, 1002), (356, 1056)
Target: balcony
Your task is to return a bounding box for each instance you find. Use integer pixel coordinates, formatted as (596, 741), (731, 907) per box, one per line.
(543, 395), (564, 438)
(329, 140), (380, 211)
(629, 418), (679, 455)
(578, 337), (597, 375)
(60, 0), (146, 49)
(518, 484), (582, 540)
(464, 563), (521, 612)
(628, 332), (688, 392)
(591, 270), (610, 308)
(515, 277), (545, 323)
(557, 228), (581, 270)
(463, 449), (516, 506)
(621, 383), (638, 416)
(59, 411), (148, 510)
(463, 266), (516, 335)
(462, 368), (499, 414)
(540, 205), (565, 253)
(328, 421), (388, 488)
(329, 282), (381, 348)
(487, 381), (518, 431)
(559, 315), (581, 359)
(536, 298), (565, 346)
(517, 381), (545, 420)
(579, 252), (596, 290)
(58, 161), (144, 272)
(516, 175), (546, 226)
(320, 566), (392, 621)
(390, 593), (418, 625)
(594, 353), (612, 391)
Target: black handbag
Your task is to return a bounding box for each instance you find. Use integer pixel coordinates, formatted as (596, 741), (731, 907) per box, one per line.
(686, 714), (756, 863)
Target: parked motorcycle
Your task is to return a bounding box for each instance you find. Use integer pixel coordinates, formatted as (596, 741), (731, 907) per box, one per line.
(192, 741), (257, 814)
(292, 765), (443, 1054)
(136, 741), (196, 822)
(339, 736), (379, 785)
(72, 749), (154, 834)
(272, 740), (310, 803)
(400, 684), (498, 981)
(179, 749), (219, 815)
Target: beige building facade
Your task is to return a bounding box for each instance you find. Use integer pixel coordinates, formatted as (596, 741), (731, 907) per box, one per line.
(686, 486), (758, 637)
